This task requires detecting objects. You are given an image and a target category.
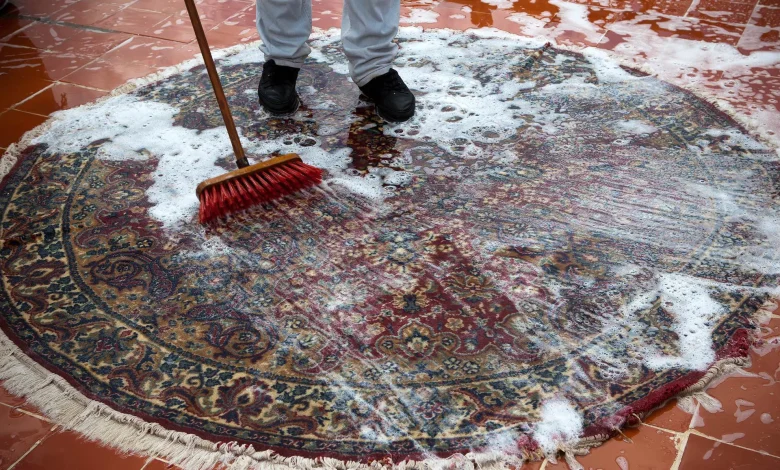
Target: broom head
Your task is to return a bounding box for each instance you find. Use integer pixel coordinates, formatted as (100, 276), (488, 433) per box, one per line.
(196, 153), (322, 223)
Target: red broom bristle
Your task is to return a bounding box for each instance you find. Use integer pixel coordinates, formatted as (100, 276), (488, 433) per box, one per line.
(197, 160), (324, 223)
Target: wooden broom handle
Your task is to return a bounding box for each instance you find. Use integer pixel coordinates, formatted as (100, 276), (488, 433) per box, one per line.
(183, 0), (249, 168)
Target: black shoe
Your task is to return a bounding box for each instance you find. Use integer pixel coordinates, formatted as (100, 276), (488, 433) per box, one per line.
(358, 69), (415, 123)
(258, 59), (300, 114)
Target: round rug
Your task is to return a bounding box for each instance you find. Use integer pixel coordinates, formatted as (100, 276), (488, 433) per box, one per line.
(1, 29), (778, 468)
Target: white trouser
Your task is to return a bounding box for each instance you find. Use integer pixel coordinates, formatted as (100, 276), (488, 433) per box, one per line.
(256, 0), (400, 87)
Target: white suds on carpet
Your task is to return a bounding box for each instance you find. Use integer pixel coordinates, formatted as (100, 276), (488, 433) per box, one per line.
(532, 400), (584, 455)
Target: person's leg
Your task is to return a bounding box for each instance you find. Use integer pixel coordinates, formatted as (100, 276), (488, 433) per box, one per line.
(256, 0), (312, 68)
(256, 0), (311, 114)
(342, 0), (415, 122)
(341, 0), (400, 87)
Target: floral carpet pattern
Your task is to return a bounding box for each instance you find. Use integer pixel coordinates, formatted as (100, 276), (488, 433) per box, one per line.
(1, 30), (778, 462)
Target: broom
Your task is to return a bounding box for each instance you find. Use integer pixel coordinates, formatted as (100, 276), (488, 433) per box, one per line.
(183, 0), (322, 223)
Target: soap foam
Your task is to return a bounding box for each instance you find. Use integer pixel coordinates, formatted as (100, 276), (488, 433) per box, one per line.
(532, 399), (583, 455)
(624, 273), (726, 371)
(615, 119), (658, 135)
(33, 95), (238, 228)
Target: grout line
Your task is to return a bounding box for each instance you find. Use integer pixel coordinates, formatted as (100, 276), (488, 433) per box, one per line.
(641, 422), (684, 435)
(97, 35), (136, 54)
(55, 35), (137, 86)
(6, 425), (57, 470)
(688, 429), (780, 459)
(8, 83), (54, 110)
(0, 400), (54, 422)
(683, 0), (701, 18)
(0, 41), (38, 51)
(594, 29), (609, 46)
(10, 13), (195, 45)
(0, 21), (35, 43)
(13, 14), (127, 34)
(737, 0), (765, 49)
(59, 82), (111, 92)
(13, 109), (51, 118)
(669, 431), (690, 470)
(688, 402), (699, 431)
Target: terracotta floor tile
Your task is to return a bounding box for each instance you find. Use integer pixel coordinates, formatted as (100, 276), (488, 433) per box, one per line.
(644, 398), (695, 432)
(0, 109), (49, 148)
(141, 2), (248, 43)
(690, 322), (780, 455)
(0, 17), (34, 40)
(59, 56), (156, 90)
(142, 459), (184, 470)
(12, 430), (147, 470)
(586, 7), (636, 29)
(688, 0), (757, 25)
(0, 44), (95, 81)
(129, 0), (187, 14)
(219, 5), (258, 30)
(60, 36), (202, 90)
(737, 23), (780, 52)
(719, 70), (780, 112)
(312, 3), (345, 30)
(16, 83), (107, 115)
(205, 22), (259, 48)
(99, 36), (201, 70)
(751, 5), (780, 28)
(0, 71), (52, 108)
(0, 406), (54, 470)
(631, 15), (745, 45)
(6, 0), (77, 19)
(53, 1), (136, 27)
(3, 21), (82, 51)
(0, 382), (26, 408)
(54, 29), (133, 57)
(195, 0), (253, 26)
(142, 15), (211, 43)
(597, 29), (632, 50)
(679, 433), (780, 469)
(0, 382), (45, 417)
(622, 0), (694, 17)
(400, 6), (494, 31)
(94, 7), (173, 37)
(432, 0), (583, 23)
(546, 425), (680, 469)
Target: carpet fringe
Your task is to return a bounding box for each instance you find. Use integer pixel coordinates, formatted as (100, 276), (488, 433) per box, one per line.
(0, 330), (550, 470)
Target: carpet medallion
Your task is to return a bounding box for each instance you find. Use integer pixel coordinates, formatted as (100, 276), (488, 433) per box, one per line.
(1, 30), (778, 466)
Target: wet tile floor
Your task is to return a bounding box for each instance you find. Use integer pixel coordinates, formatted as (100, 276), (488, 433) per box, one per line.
(0, 0), (778, 468)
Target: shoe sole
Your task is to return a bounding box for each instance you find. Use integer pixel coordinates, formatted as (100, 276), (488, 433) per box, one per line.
(376, 108), (413, 123)
(258, 95), (301, 116)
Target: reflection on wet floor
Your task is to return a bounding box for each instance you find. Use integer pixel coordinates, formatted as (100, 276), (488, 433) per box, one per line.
(346, 104), (400, 173)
